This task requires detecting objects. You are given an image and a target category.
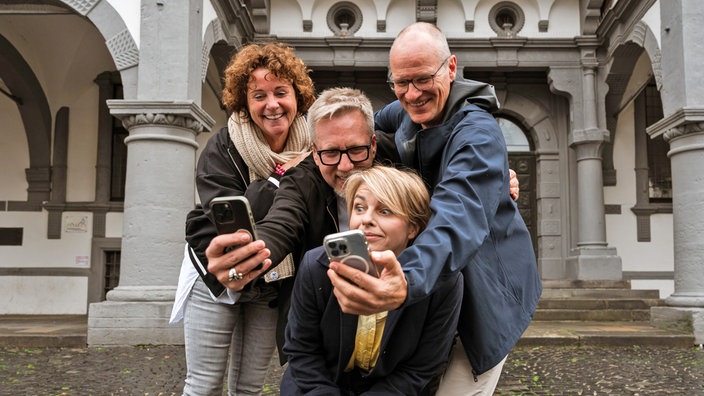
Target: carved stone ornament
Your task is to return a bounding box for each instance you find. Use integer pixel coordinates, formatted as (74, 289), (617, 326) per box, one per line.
(663, 122), (704, 142)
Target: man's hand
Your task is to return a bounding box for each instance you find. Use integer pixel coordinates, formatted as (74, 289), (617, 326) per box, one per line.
(509, 168), (520, 201)
(206, 230), (272, 291)
(327, 250), (407, 315)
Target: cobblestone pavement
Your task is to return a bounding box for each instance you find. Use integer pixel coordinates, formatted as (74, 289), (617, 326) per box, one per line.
(1, 344), (703, 395)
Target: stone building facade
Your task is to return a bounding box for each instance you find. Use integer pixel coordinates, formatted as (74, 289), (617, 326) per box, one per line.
(0, 0), (701, 343)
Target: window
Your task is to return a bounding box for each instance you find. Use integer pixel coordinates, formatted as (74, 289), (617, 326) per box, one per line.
(103, 250), (121, 300)
(644, 83), (670, 202)
(488, 2), (525, 37)
(327, 2), (362, 37)
(498, 117), (531, 152)
(109, 81), (127, 201)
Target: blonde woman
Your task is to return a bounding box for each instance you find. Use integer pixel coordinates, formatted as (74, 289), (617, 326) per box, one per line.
(282, 165), (462, 395)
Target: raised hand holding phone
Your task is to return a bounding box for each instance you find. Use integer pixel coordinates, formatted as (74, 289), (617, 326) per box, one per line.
(210, 196), (262, 270)
(323, 230), (379, 277)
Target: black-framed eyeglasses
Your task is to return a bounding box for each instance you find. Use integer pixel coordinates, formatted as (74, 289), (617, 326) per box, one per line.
(314, 144), (371, 166)
(387, 56), (451, 94)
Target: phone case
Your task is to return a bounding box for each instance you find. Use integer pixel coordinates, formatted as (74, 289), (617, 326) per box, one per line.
(209, 196), (258, 240)
(323, 229), (378, 277)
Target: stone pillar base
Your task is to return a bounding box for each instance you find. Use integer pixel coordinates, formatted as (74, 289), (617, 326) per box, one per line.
(565, 247), (622, 280)
(87, 300), (184, 346)
(651, 306), (704, 345)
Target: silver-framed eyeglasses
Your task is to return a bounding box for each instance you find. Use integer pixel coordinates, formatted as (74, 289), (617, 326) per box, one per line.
(387, 56), (451, 94)
(314, 144), (371, 166)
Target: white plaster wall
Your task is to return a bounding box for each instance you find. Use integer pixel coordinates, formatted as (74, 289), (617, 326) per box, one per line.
(603, 78), (674, 299)
(0, 212), (93, 268)
(436, 0), (468, 37)
(270, 0), (307, 36)
(384, 0), (416, 34)
(605, 101), (674, 274)
(270, 0), (580, 39)
(272, 0), (419, 37)
(465, 0), (579, 38)
(0, 96), (29, 201)
(2, 14), (115, 203)
(546, 0), (582, 37)
(105, 212), (124, 238)
(0, 276), (87, 314)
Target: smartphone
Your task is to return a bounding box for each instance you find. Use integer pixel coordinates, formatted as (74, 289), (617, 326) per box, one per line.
(209, 196), (261, 269)
(323, 230), (378, 277)
(210, 196), (258, 239)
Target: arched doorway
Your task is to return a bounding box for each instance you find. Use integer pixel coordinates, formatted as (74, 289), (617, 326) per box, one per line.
(498, 116), (537, 255)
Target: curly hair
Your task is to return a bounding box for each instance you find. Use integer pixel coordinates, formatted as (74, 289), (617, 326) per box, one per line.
(221, 42), (316, 117)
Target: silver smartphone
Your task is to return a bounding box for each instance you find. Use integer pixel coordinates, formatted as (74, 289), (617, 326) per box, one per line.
(323, 229), (378, 277)
(209, 196), (261, 269)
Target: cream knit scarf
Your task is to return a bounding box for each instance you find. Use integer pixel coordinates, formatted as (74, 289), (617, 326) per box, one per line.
(228, 111), (311, 282)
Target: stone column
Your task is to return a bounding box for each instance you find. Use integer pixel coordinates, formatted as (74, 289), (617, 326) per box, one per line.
(649, 1), (704, 344)
(549, 48), (622, 280)
(87, 0), (215, 345)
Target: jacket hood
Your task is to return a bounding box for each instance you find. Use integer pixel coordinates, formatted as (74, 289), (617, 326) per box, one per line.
(442, 78), (500, 124)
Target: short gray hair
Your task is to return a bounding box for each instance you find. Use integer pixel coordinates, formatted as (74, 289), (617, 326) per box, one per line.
(306, 87), (375, 142)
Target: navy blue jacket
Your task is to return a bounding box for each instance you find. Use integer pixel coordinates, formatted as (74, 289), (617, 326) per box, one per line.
(374, 78), (542, 374)
(282, 247), (462, 395)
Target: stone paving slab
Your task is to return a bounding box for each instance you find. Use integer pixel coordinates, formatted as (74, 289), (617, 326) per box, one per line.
(1, 344), (703, 395)
(1, 316), (701, 394)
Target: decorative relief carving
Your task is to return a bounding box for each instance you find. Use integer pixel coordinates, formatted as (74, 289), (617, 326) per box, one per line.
(377, 20), (386, 32)
(116, 113), (208, 134)
(416, 0), (437, 23)
(538, 20), (548, 32)
(63, 0), (99, 15)
(663, 122), (704, 142)
(465, 20), (474, 32)
(303, 20), (313, 32)
(106, 29), (139, 71)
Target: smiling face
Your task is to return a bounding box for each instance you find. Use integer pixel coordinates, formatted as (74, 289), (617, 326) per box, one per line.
(349, 184), (419, 256)
(312, 109), (376, 194)
(246, 67), (298, 152)
(389, 28), (456, 128)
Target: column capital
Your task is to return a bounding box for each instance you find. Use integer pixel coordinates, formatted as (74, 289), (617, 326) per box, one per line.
(663, 121), (704, 142)
(569, 128), (610, 150)
(106, 100), (216, 135)
(647, 106), (704, 140)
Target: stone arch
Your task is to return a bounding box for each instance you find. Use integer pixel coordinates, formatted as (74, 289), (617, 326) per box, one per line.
(59, 0), (139, 97)
(201, 18), (229, 83)
(499, 91), (559, 152)
(625, 20), (662, 90)
(496, 91), (563, 278)
(602, 21), (661, 184)
(0, 34), (52, 208)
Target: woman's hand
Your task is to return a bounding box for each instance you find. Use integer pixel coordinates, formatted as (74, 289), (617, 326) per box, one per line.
(509, 168), (519, 201)
(328, 250), (407, 315)
(206, 230), (272, 291)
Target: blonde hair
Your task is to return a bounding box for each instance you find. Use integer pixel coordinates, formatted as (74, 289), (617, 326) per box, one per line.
(306, 87), (375, 142)
(344, 165), (431, 232)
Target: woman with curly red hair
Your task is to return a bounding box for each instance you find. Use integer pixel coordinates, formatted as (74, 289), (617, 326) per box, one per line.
(170, 42), (315, 395)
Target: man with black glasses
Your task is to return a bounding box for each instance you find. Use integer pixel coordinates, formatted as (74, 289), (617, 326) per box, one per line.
(204, 87), (389, 366)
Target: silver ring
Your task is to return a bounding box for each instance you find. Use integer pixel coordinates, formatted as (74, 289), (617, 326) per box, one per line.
(228, 267), (244, 282)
